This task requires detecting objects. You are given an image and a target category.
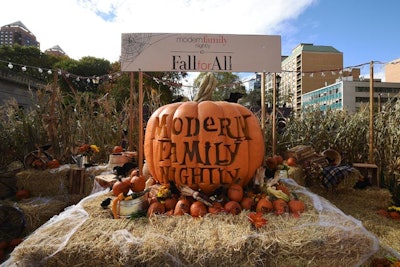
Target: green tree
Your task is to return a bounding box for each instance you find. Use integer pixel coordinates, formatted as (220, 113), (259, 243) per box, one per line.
(0, 44), (59, 83)
(54, 56), (112, 94)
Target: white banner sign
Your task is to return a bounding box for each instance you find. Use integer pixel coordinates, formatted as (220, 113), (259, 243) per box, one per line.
(120, 33), (281, 72)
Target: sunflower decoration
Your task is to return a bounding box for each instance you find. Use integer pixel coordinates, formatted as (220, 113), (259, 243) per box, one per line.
(78, 144), (100, 157)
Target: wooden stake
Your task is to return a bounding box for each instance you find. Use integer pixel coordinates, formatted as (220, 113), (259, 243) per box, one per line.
(138, 70), (144, 173)
(129, 72), (135, 151)
(369, 61), (374, 164)
(261, 72), (266, 132)
(272, 73), (277, 156)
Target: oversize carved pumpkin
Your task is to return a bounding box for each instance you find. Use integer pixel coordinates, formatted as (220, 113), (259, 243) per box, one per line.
(144, 73), (265, 195)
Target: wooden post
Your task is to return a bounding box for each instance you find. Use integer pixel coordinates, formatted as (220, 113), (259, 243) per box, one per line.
(369, 61), (374, 164)
(138, 70), (144, 173)
(129, 72), (135, 151)
(272, 73), (277, 156)
(261, 72), (265, 133)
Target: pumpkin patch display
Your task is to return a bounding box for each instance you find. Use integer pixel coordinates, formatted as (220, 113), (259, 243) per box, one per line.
(144, 72), (265, 195)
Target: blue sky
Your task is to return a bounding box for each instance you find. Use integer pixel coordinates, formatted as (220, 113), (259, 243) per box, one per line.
(287, 0), (399, 74)
(1, 0), (398, 80)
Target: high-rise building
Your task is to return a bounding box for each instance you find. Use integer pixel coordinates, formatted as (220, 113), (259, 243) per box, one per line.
(302, 77), (400, 113)
(45, 45), (68, 57)
(276, 43), (359, 112)
(385, 58), (400, 82)
(0, 21), (40, 48)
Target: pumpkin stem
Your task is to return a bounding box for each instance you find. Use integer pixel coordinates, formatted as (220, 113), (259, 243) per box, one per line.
(193, 72), (217, 102)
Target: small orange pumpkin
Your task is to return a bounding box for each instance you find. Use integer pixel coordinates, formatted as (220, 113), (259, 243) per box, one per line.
(288, 192), (305, 218)
(190, 201), (207, 217)
(46, 159), (60, 169)
(286, 157), (297, 167)
(16, 189), (30, 200)
(240, 197), (254, 210)
(130, 175), (146, 192)
(276, 183), (290, 195)
(224, 200), (242, 215)
(273, 155), (284, 165)
(112, 146), (124, 153)
(208, 202), (223, 214)
(256, 197), (273, 213)
(265, 156), (278, 170)
(273, 199), (289, 215)
(112, 179), (130, 196)
(164, 197), (178, 211)
(174, 198), (191, 216)
(227, 183), (244, 202)
(147, 201), (165, 217)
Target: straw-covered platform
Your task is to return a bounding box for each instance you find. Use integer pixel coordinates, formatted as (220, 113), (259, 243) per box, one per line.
(3, 179), (379, 267)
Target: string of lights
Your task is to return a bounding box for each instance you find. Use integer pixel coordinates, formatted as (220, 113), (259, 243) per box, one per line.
(0, 58), (398, 89)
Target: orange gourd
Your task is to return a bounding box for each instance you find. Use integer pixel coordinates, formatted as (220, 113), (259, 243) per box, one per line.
(276, 183), (290, 196)
(273, 155), (284, 165)
(112, 179), (130, 196)
(273, 198), (289, 215)
(164, 197), (178, 211)
(174, 198), (191, 216)
(288, 192), (305, 218)
(224, 200), (242, 215)
(16, 189), (30, 200)
(190, 201), (208, 217)
(46, 159), (60, 169)
(208, 202), (223, 214)
(227, 183), (244, 202)
(130, 175), (146, 192)
(256, 197), (273, 213)
(147, 201), (165, 217)
(144, 101), (264, 195)
(286, 157), (297, 167)
(112, 146), (123, 153)
(240, 197), (254, 210)
(265, 156), (278, 170)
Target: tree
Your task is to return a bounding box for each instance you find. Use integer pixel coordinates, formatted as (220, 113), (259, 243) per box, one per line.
(54, 56), (112, 94)
(0, 44), (59, 83)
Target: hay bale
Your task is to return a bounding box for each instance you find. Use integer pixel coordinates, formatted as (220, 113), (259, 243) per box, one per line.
(5, 182), (379, 267)
(15, 165), (107, 198)
(16, 168), (70, 197)
(16, 196), (70, 234)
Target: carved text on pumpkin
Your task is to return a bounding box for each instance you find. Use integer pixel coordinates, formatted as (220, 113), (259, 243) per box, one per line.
(157, 140), (241, 166)
(154, 114), (253, 140)
(159, 166), (240, 186)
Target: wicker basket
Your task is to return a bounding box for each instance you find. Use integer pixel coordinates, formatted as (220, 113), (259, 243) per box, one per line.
(322, 149), (342, 166)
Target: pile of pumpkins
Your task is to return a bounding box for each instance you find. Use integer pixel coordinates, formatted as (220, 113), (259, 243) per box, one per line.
(109, 158), (305, 220)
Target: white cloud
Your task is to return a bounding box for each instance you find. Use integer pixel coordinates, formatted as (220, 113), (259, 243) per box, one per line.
(0, 0), (315, 62)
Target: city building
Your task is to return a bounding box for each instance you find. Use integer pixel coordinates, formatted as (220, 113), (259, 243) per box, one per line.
(270, 43), (359, 113)
(0, 21), (40, 48)
(45, 45), (68, 57)
(385, 58), (400, 82)
(302, 76), (400, 113)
